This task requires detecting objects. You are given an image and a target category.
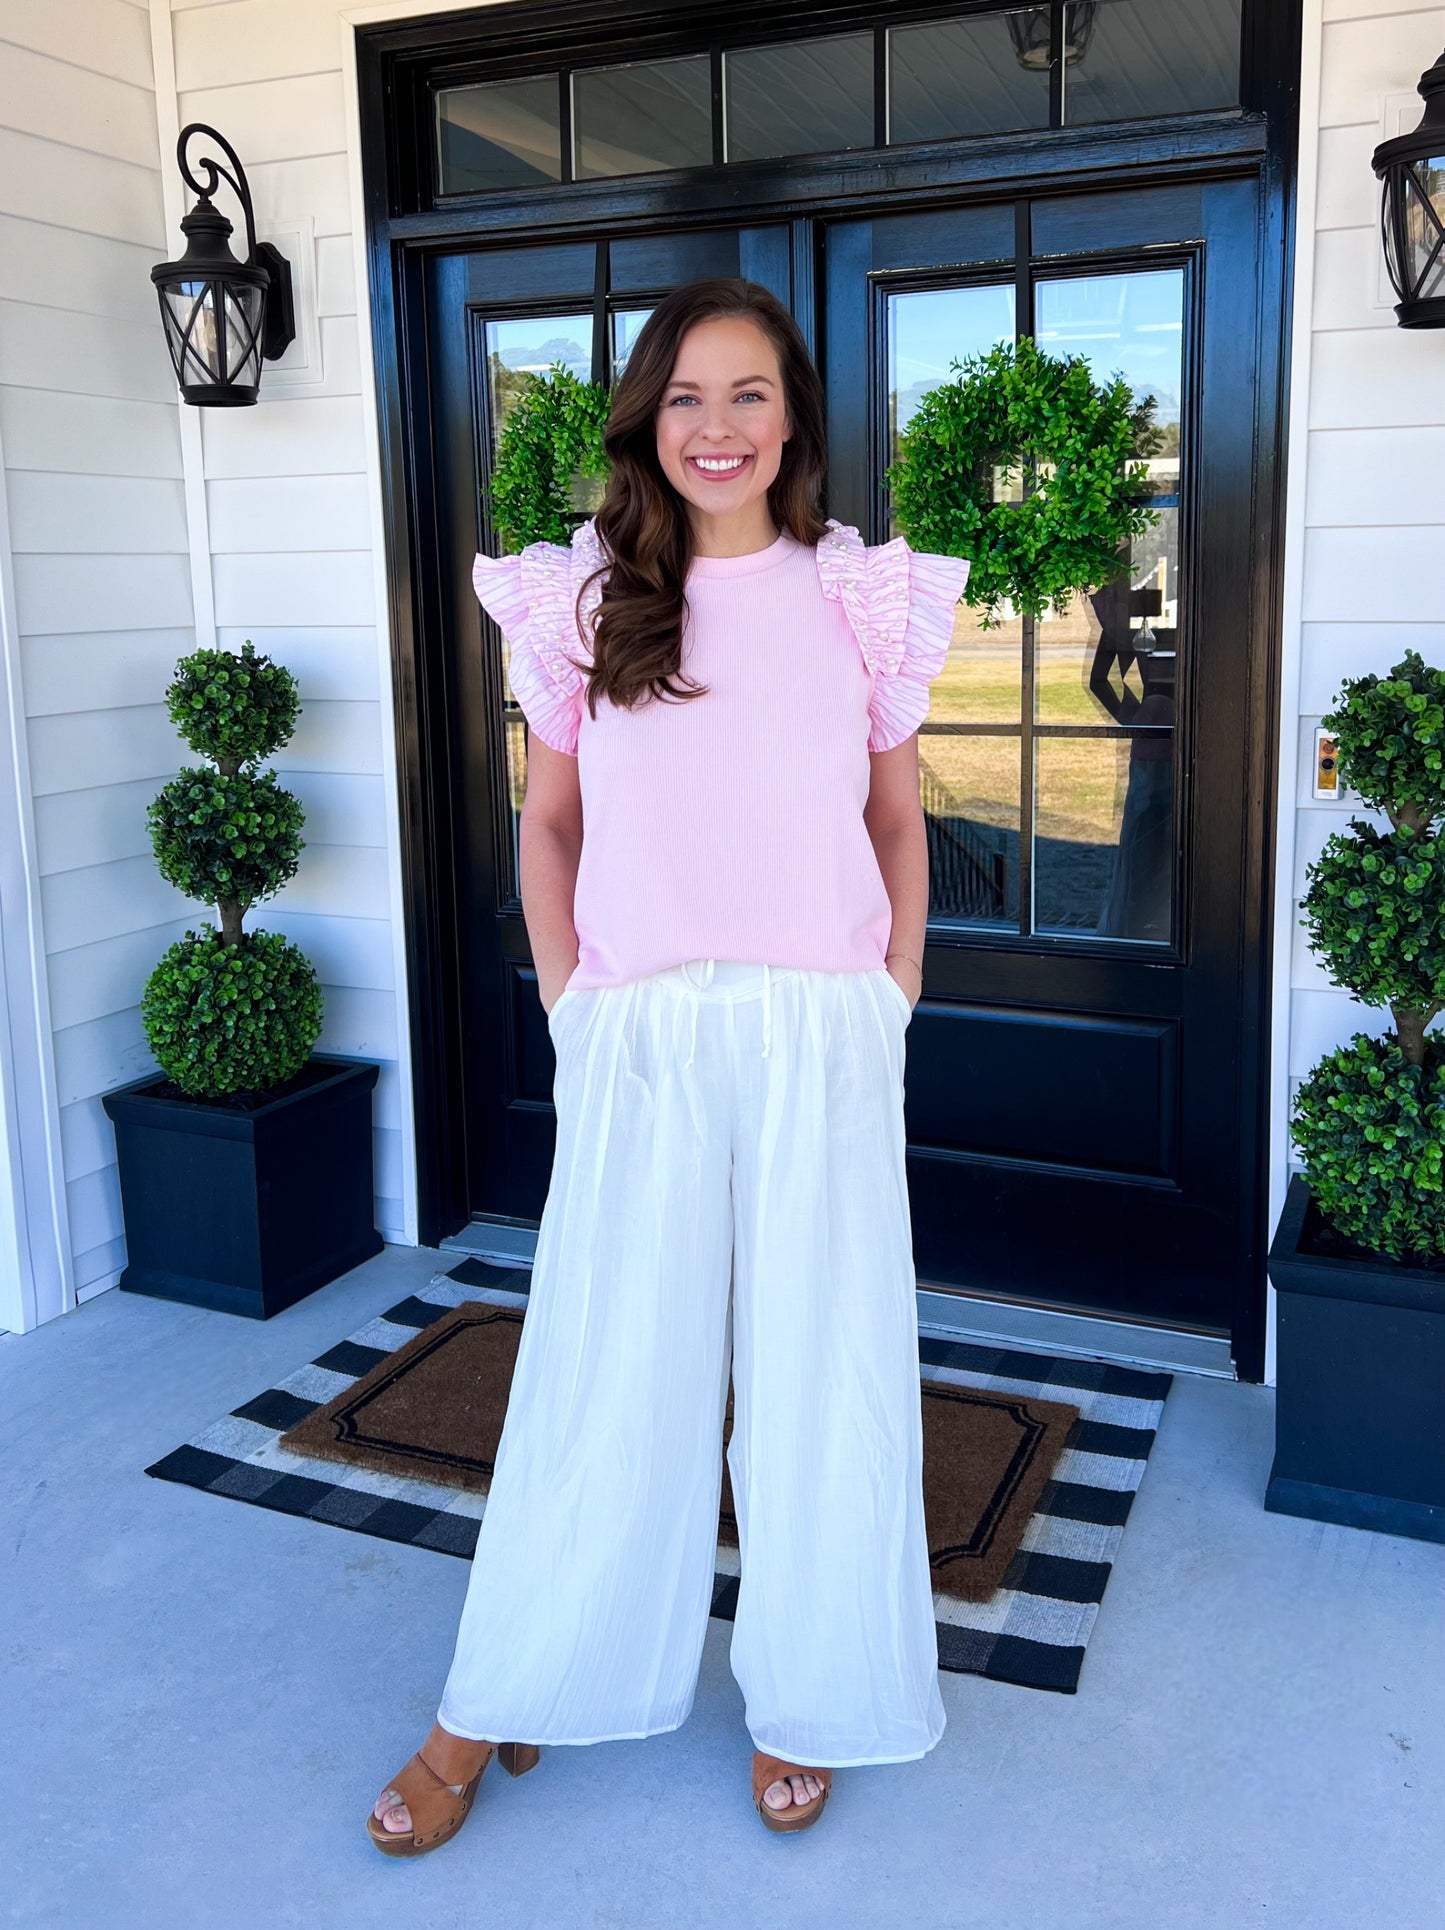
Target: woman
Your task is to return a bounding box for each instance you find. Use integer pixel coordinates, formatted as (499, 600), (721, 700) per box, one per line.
(369, 277), (969, 1853)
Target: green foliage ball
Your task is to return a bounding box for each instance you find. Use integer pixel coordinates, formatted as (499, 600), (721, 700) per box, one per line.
(486, 364), (612, 551)
(1300, 820), (1445, 1012)
(884, 334), (1162, 627)
(1322, 647), (1445, 827)
(165, 638), (300, 768)
(147, 767), (305, 911)
(142, 926), (323, 1098)
(1292, 1032), (1445, 1262)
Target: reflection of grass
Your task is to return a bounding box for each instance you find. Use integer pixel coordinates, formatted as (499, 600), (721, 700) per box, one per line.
(924, 732), (1124, 842)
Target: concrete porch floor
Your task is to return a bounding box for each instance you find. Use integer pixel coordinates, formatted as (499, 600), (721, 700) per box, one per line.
(2, 1241), (1440, 1930)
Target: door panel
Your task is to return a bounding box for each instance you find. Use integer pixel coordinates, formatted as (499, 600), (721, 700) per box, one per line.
(825, 180), (1261, 1335)
(427, 228), (789, 1221)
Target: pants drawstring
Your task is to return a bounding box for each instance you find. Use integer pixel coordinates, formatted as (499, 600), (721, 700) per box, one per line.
(681, 957), (715, 1069)
(681, 959), (771, 1064)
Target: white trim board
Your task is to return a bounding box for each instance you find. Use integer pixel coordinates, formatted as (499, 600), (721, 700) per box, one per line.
(0, 407), (74, 1333)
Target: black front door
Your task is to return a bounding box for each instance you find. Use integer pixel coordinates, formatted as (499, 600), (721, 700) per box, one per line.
(426, 226), (794, 1225)
(424, 182), (1268, 1353)
(824, 180), (1265, 1344)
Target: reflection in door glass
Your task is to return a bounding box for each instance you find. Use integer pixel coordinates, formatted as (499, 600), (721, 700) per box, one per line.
(572, 56), (712, 180)
(1031, 267), (1181, 943)
(886, 282), (1020, 926)
(483, 314), (591, 457)
(482, 316), (592, 889)
(436, 78), (562, 195)
(922, 734), (1021, 929)
(723, 33), (875, 163)
(611, 309), (653, 377)
(1035, 735), (1173, 941)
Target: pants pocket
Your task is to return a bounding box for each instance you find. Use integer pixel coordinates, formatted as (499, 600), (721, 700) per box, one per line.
(546, 985), (581, 1040)
(878, 966), (914, 1028)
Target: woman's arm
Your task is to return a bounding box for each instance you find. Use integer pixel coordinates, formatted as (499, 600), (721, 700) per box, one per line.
(863, 734), (928, 1010)
(519, 737), (584, 1014)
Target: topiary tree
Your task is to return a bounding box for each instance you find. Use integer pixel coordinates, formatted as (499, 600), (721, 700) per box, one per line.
(1292, 648), (1445, 1261)
(141, 639), (323, 1099)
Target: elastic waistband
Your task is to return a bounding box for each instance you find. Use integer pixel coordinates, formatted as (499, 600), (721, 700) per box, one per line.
(647, 958), (801, 1002)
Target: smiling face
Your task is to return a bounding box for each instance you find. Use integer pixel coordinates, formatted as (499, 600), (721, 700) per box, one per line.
(653, 314), (792, 551)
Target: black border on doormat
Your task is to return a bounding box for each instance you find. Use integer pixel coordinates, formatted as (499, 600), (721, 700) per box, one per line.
(146, 1258), (1172, 1694)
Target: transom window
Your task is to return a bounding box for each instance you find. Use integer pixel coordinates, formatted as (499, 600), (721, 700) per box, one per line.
(434, 0), (1243, 195)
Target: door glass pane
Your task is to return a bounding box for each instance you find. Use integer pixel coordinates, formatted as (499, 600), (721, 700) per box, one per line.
(887, 282), (1017, 723)
(1033, 268), (1182, 725)
(572, 56), (712, 180)
(1062, 0), (1242, 125)
(611, 308), (653, 377)
(724, 34), (874, 163)
(482, 316), (593, 884)
(1035, 734), (1174, 941)
(484, 315), (592, 458)
(436, 79), (562, 195)
(923, 734), (1021, 929)
(888, 10), (1051, 143)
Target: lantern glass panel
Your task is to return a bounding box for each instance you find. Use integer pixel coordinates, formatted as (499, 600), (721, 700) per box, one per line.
(222, 282), (265, 384)
(163, 280), (221, 384)
(1401, 158), (1445, 299)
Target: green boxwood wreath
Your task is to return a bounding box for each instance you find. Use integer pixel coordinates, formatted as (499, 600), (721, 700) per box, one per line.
(486, 363), (612, 552)
(884, 335), (1164, 627)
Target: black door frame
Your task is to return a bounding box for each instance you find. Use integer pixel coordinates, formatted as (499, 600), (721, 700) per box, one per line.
(357, 0), (1303, 1382)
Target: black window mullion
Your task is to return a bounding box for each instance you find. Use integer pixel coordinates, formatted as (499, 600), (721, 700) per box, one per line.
(1014, 197), (1036, 940)
(874, 25), (887, 149)
(711, 45), (725, 166)
(558, 68), (574, 183)
(1049, 0), (1066, 127)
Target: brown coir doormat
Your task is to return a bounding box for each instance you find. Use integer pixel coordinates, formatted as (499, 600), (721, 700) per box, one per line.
(278, 1300), (1078, 1604)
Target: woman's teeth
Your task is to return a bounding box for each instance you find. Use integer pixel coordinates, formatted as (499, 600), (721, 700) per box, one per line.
(689, 455), (750, 474)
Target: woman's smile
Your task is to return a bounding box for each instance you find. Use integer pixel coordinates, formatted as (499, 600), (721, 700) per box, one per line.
(685, 452), (754, 481)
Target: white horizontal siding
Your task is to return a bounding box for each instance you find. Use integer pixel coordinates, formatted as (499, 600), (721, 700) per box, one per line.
(0, 387), (181, 477)
(172, 0), (344, 89)
(0, 39), (159, 167)
(0, 9), (212, 1322)
(0, 0), (155, 89)
(1283, 0), (1445, 1241)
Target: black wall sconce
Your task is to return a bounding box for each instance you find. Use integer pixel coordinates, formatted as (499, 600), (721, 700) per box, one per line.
(1372, 47), (1445, 329)
(151, 123), (296, 405)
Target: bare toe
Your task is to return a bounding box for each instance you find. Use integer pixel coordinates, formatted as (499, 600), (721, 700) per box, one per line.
(374, 1790), (412, 1832)
(764, 1778), (793, 1809)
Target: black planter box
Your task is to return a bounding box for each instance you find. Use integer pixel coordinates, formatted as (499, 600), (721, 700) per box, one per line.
(102, 1054), (384, 1320)
(1265, 1173), (1445, 1544)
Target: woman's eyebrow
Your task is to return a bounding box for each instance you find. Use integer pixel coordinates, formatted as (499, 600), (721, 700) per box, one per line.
(664, 374), (776, 389)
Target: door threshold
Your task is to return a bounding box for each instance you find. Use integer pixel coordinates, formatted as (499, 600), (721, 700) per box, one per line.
(916, 1284), (1236, 1379)
(442, 1221), (538, 1266)
(451, 1224), (1236, 1379)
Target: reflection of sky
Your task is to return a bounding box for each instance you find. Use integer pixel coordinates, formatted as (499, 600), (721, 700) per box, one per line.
(1036, 269), (1183, 425)
(890, 284), (1015, 433)
(484, 314), (591, 380)
(612, 307), (653, 373)
(888, 268), (1184, 435)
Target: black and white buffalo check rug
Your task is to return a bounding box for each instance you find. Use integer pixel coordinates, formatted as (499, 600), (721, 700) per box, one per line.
(146, 1259), (1172, 1694)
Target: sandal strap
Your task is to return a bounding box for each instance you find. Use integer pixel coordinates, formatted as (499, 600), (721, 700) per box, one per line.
(384, 1749), (484, 1845)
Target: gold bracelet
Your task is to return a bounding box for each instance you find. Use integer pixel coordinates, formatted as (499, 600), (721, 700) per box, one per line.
(885, 950), (922, 979)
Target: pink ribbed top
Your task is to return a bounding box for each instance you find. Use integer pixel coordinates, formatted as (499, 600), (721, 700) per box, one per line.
(472, 517), (970, 990)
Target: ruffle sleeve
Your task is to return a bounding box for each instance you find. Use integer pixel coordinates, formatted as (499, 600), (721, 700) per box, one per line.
(816, 519), (971, 753)
(471, 519), (608, 756)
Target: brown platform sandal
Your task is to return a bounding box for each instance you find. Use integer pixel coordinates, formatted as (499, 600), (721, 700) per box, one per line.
(751, 1751), (832, 1834)
(366, 1740), (540, 1858)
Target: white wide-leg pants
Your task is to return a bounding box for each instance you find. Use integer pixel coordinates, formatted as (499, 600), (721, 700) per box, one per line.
(436, 958), (945, 1769)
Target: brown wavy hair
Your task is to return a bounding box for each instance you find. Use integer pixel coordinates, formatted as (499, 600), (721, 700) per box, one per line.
(571, 277), (829, 718)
